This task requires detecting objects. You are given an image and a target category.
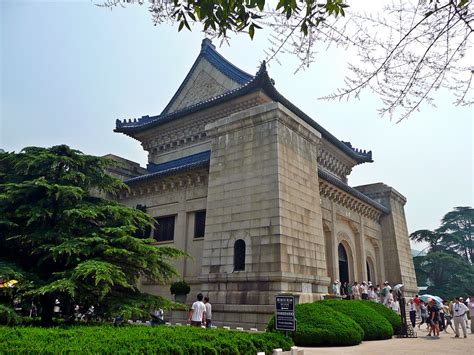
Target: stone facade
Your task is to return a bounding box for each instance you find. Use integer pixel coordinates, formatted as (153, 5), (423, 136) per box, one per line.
(111, 39), (418, 329)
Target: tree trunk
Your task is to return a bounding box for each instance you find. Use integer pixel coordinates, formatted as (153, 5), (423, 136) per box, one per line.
(40, 294), (55, 327)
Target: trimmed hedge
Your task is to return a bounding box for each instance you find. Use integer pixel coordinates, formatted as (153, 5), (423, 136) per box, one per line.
(359, 300), (402, 334)
(0, 326), (293, 354)
(267, 302), (364, 347)
(319, 300), (393, 340)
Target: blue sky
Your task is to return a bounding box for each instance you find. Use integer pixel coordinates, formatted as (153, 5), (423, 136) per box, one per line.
(1, 0), (473, 241)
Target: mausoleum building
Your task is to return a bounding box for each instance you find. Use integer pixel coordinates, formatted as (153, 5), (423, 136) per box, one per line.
(111, 39), (417, 328)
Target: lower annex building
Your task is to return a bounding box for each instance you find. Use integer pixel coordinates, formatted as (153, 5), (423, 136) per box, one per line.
(108, 39), (417, 328)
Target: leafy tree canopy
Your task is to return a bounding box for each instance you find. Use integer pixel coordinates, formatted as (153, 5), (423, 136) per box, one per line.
(0, 145), (186, 326)
(410, 206), (474, 299)
(102, 0), (473, 121)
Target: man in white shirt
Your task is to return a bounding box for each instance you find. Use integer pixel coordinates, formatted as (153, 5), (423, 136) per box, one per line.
(360, 281), (369, 300)
(452, 297), (469, 338)
(391, 300), (400, 314)
(384, 289), (394, 308)
(204, 296), (212, 328)
(189, 293), (206, 327)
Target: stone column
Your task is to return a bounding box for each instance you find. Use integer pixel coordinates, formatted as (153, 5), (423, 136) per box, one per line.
(330, 205), (339, 282)
(200, 102), (329, 328)
(358, 218), (368, 282)
(374, 242), (385, 285)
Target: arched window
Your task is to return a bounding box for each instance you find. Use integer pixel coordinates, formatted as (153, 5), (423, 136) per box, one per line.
(234, 239), (246, 271)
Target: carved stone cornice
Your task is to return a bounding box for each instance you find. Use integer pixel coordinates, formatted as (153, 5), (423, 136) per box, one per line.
(319, 178), (383, 222)
(139, 93), (268, 157)
(117, 169), (209, 200)
(317, 145), (353, 182)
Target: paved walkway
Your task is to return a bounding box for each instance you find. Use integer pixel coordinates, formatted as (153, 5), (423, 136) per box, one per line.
(302, 327), (473, 354)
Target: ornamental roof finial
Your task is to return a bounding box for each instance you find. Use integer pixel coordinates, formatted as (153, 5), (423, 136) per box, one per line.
(201, 38), (215, 51)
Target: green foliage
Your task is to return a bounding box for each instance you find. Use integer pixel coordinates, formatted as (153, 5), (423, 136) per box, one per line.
(319, 300), (393, 340)
(170, 280), (191, 296)
(104, 291), (186, 320)
(437, 207), (473, 264)
(267, 302), (363, 346)
(0, 326), (293, 354)
(0, 305), (20, 325)
(413, 251), (474, 299)
(410, 207), (474, 299)
(117, 0), (349, 39)
(0, 145), (186, 325)
(352, 300), (401, 334)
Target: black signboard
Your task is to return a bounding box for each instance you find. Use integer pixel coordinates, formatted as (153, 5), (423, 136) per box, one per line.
(275, 295), (296, 331)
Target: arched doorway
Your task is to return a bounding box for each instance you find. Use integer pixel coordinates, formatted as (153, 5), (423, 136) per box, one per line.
(366, 257), (376, 284)
(338, 243), (349, 283)
(366, 261), (371, 283)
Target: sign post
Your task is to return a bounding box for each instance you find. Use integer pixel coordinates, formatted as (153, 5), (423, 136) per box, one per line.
(275, 295), (296, 336)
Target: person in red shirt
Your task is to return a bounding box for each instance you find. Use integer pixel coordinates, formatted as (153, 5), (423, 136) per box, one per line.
(413, 294), (421, 317)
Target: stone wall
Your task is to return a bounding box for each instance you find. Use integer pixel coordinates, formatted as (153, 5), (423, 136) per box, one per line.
(355, 183), (418, 293)
(116, 168), (209, 299)
(199, 102), (328, 328)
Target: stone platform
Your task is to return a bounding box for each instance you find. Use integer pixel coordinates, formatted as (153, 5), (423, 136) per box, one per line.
(303, 328), (473, 354)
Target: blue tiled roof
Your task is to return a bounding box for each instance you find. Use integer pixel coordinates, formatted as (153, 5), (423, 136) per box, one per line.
(125, 151), (211, 185)
(147, 151), (211, 173)
(115, 47), (373, 164)
(160, 38), (253, 115)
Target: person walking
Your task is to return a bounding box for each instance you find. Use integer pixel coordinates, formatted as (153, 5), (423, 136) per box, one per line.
(384, 289), (394, 308)
(443, 301), (455, 333)
(381, 281), (391, 304)
(341, 282), (348, 299)
(408, 299), (417, 327)
(360, 281), (369, 300)
(368, 285), (377, 302)
(428, 300), (440, 337)
(469, 297), (474, 334)
(418, 301), (428, 330)
(203, 296), (212, 328)
(391, 299), (400, 314)
(347, 282), (353, 300)
(188, 293), (206, 327)
(452, 297), (469, 338)
(413, 294), (421, 317)
(352, 282), (360, 300)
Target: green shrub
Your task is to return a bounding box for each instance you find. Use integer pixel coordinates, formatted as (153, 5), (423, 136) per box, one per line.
(0, 304), (20, 325)
(0, 326), (293, 354)
(170, 280), (191, 295)
(319, 300), (393, 340)
(359, 300), (402, 334)
(267, 302), (364, 347)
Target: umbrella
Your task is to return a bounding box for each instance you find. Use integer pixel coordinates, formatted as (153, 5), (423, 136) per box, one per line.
(419, 294), (442, 305)
(0, 279), (18, 288)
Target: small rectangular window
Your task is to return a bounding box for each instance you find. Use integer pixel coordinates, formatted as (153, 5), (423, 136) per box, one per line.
(194, 210), (206, 239)
(154, 215), (175, 242)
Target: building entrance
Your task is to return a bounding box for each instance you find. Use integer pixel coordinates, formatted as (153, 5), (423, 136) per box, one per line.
(338, 243), (349, 283)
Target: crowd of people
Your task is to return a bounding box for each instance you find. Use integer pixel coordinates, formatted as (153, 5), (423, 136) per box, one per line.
(331, 279), (473, 339)
(411, 295), (473, 339)
(331, 280), (400, 312)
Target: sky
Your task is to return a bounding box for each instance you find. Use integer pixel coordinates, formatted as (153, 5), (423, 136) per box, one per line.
(1, 0), (473, 249)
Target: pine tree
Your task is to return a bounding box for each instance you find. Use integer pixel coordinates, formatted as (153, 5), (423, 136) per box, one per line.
(0, 145), (185, 326)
